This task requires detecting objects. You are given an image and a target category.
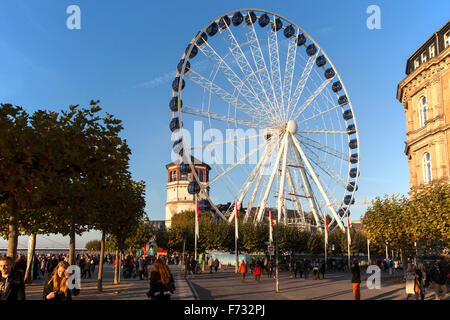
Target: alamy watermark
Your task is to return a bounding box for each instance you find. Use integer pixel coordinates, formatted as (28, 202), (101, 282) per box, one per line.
(66, 5), (81, 30)
(366, 5), (381, 30)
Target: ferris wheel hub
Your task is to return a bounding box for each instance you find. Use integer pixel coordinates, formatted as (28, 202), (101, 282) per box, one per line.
(286, 120), (297, 134)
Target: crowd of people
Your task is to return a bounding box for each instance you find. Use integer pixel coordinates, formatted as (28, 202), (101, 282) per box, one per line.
(351, 257), (448, 300)
(1, 250), (447, 301)
(0, 251), (177, 301)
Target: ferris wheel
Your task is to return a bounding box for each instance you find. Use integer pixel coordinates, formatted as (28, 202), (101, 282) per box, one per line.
(169, 9), (359, 231)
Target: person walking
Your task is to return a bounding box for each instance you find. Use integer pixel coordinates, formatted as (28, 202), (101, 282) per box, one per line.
(253, 259), (261, 283)
(46, 255), (58, 276)
(319, 261), (326, 280)
(297, 259), (304, 279)
(208, 256), (213, 274)
(406, 264), (422, 300)
(214, 258), (220, 273)
(138, 256), (146, 280)
(0, 256), (25, 301)
(351, 259), (361, 300)
(312, 261), (319, 280)
(43, 261), (79, 300)
(239, 259), (247, 282)
(418, 263), (427, 300)
(303, 259), (310, 279)
(146, 259), (176, 301)
(429, 258), (447, 300)
(267, 258), (273, 278)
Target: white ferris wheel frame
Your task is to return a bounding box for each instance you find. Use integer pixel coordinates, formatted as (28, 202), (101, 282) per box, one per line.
(170, 8), (360, 231)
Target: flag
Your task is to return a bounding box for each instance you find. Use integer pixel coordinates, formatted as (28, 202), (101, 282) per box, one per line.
(235, 202), (239, 240)
(347, 214), (351, 245)
(195, 197), (199, 239)
(269, 210), (273, 243)
(324, 213), (328, 245)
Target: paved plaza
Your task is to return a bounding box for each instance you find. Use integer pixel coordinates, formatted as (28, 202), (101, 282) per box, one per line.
(24, 264), (448, 300)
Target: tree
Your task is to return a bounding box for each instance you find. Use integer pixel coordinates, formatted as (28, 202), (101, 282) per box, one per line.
(405, 181), (449, 245)
(85, 240), (102, 251)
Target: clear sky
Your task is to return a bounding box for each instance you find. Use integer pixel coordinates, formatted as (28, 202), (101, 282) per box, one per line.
(0, 0), (448, 248)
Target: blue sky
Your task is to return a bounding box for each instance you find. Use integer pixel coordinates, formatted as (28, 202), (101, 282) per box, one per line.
(0, 0), (448, 248)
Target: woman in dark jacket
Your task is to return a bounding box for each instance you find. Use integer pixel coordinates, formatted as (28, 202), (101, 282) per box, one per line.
(147, 259), (175, 300)
(43, 261), (80, 300)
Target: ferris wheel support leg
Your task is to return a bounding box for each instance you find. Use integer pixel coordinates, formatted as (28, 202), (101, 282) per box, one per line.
(255, 134), (288, 223)
(244, 149), (271, 223)
(277, 135), (289, 223)
(290, 134), (345, 231)
(285, 167), (305, 226)
(228, 146), (269, 223)
(288, 134), (323, 231)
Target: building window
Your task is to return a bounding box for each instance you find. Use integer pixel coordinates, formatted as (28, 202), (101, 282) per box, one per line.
(429, 44), (435, 58)
(422, 153), (432, 184)
(170, 171), (177, 182)
(199, 170), (204, 182)
(421, 52), (427, 63)
(180, 172), (188, 181)
(445, 30), (450, 49)
(414, 58), (419, 69)
(418, 96), (428, 128)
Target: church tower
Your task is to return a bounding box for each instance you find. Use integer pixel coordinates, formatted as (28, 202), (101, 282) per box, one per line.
(165, 157), (211, 228)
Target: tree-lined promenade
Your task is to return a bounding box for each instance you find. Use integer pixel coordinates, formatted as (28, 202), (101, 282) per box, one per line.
(155, 181), (449, 260)
(0, 101), (149, 288)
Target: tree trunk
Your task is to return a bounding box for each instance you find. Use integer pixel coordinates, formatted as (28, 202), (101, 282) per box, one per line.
(68, 218), (76, 265)
(97, 230), (106, 291)
(24, 233), (37, 284)
(7, 197), (19, 259)
(113, 248), (120, 284)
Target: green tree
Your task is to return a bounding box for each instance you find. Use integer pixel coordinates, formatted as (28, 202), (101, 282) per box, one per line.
(405, 181), (449, 245)
(85, 240), (102, 251)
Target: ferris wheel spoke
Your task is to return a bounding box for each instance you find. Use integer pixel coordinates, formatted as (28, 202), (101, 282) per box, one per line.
(285, 166), (305, 225)
(198, 41), (275, 122)
(207, 141), (266, 187)
(244, 147), (271, 222)
(243, 22), (281, 121)
(301, 143), (348, 188)
(219, 23), (279, 122)
(181, 106), (265, 129)
(185, 70), (268, 124)
(282, 30), (298, 121)
(287, 53), (318, 119)
(276, 133), (289, 223)
(291, 77), (334, 121)
(228, 146), (270, 223)
(267, 19), (285, 120)
(287, 142), (322, 228)
(290, 133), (345, 230)
(296, 104), (341, 126)
(188, 132), (264, 151)
(296, 133), (349, 162)
(296, 128), (348, 134)
(255, 133), (288, 223)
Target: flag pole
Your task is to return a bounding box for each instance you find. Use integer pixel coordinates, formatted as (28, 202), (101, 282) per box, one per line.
(195, 195), (198, 261)
(347, 214), (351, 271)
(235, 201), (239, 273)
(324, 214), (328, 271)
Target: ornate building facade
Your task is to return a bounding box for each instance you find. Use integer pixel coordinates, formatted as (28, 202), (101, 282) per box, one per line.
(164, 157), (210, 228)
(397, 21), (450, 188)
